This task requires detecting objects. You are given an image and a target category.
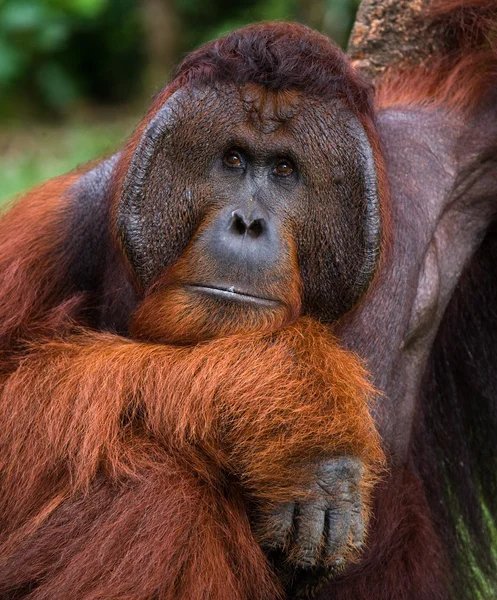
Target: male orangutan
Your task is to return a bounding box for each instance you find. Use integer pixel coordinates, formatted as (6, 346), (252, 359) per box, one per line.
(1, 0), (497, 599)
(0, 18), (386, 600)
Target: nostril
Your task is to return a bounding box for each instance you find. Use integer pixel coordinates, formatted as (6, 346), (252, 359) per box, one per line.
(247, 218), (264, 238)
(229, 211), (266, 238)
(231, 212), (247, 236)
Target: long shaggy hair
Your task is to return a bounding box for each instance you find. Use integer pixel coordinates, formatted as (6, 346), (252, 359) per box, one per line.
(0, 305), (383, 598)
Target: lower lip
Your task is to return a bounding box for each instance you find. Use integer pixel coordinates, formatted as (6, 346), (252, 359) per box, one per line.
(186, 285), (279, 308)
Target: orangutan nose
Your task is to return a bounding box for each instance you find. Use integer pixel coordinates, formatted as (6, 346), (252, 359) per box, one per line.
(229, 210), (266, 239)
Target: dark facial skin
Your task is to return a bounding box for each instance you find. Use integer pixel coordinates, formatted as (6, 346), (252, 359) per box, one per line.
(118, 84), (381, 331)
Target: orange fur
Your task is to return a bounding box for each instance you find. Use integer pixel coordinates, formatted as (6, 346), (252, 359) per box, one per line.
(376, 53), (497, 116)
(0, 174), (82, 354)
(376, 0), (497, 116)
(0, 308), (383, 598)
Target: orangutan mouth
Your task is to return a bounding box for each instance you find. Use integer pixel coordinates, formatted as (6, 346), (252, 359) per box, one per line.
(186, 284), (279, 307)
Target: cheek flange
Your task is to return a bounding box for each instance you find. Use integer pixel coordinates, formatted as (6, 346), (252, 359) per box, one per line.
(352, 120), (382, 302)
(297, 115), (382, 322)
(117, 88), (215, 288)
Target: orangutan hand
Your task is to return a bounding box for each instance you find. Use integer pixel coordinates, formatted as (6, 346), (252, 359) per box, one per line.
(258, 457), (366, 596)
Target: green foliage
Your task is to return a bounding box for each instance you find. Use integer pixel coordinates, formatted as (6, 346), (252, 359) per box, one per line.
(0, 0), (360, 119)
(0, 0), (144, 118)
(0, 119), (133, 204)
(322, 0), (361, 47)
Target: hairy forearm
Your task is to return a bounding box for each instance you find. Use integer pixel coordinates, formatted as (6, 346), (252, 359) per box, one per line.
(1, 317), (383, 509)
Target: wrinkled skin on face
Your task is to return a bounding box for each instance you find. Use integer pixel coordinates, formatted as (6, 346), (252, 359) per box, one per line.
(119, 84), (381, 343)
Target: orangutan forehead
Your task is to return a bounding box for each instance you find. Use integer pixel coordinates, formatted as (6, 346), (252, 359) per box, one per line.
(181, 83), (347, 135)
(154, 85), (358, 158)
(237, 84), (303, 133)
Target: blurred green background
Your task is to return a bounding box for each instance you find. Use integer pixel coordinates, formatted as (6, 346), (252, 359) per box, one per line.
(0, 0), (360, 204)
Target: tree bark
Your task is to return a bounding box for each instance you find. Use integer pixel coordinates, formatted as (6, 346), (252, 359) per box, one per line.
(347, 0), (445, 78)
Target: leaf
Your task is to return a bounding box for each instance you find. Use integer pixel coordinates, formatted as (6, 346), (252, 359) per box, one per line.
(51, 0), (107, 18)
(0, 38), (25, 85)
(37, 21), (69, 51)
(36, 61), (79, 110)
(0, 1), (50, 33)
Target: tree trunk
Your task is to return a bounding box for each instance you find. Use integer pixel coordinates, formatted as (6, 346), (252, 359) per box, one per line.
(347, 0), (446, 78)
(140, 0), (181, 93)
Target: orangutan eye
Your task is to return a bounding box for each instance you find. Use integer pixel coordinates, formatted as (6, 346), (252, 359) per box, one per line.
(273, 159), (294, 177)
(223, 151), (244, 169)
